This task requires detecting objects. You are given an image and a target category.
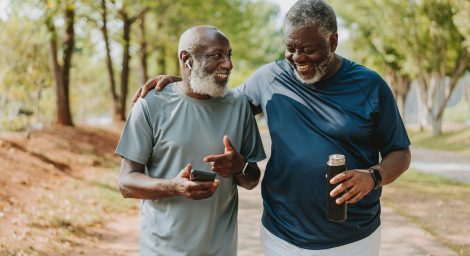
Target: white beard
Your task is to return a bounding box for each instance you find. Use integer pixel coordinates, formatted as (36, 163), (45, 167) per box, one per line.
(294, 52), (334, 85)
(189, 60), (227, 97)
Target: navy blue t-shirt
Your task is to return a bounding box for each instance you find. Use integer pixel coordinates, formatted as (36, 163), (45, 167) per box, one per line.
(236, 58), (410, 249)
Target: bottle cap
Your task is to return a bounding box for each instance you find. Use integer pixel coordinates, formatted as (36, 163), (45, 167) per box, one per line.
(327, 154), (346, 166)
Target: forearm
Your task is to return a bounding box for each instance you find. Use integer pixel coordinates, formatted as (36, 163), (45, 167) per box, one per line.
(374, 148), (411, 186)
(119, 158), (177, 200)
(119, 171), (177, 200)
(234, 163), (261, 190)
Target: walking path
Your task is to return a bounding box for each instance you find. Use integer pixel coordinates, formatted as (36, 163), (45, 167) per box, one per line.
(238, 130), (457, 255)
(411, 147), (470, 183)
(101, 132), (461, 255)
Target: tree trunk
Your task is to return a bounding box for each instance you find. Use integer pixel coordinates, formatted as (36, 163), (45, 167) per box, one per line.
(390, 72), (411, 120)
(119, 11), (132, 121)
(116, 7), (147, 121)
(100, 0), (121, 122)
(415, 52), (469, 135)
(46, 7), (74, 126)
(465, 82), (470, 104)
(415, 82), (429, 131)
(138, 14), (148, 84)
(431, 113), (443, 136)
(157, 47), (166, 74)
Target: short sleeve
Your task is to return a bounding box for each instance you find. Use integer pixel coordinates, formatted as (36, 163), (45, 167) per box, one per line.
(239, 101), (266, 163)
(234, 63), (277, 114)
(115, 99), (154, 164)
(373, 81), (411, 157)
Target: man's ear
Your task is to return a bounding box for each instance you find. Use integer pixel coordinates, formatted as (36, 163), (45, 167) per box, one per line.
(180, 51), (190, 64)
(180, 51), (192, 70)
(329, 33), (338, 52)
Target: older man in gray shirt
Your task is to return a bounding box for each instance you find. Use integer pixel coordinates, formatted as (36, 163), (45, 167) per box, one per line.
(116, 25), (265, 256)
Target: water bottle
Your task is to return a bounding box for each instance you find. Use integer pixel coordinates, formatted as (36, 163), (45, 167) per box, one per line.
(326, 154), (347, 222)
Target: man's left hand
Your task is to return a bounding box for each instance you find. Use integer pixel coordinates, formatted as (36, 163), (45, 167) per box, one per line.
(203, 135), (245, 177)
(329, 170), (375, 204)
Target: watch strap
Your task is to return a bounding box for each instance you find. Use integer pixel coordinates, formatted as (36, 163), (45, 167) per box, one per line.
(368, 167), (382, 190)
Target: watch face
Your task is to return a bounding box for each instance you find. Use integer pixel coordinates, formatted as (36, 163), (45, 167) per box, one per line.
(372, 169), (382, 181)
(370, 168), (382, 189)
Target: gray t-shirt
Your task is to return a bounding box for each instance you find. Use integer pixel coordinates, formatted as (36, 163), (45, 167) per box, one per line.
(116, 83), (266, 256)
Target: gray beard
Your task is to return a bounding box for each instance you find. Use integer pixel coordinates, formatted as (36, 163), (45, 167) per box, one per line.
(189, 60), (227, 97)
(293, 52), (334, 85)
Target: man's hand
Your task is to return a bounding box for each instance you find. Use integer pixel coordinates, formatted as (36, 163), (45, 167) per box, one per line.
(329, 170), (375, 204)
(203, 136), (245, 177)
(172, 164), (219, 200)
(131, 75), (182, 105)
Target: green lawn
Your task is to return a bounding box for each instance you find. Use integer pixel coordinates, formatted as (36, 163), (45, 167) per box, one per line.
(408, 128), (470, 154)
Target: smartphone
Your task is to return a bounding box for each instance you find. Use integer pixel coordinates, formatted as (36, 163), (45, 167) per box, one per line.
(190, 169), (216, 181)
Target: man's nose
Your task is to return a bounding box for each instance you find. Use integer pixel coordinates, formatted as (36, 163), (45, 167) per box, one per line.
(221, 57), (233, 70)
(292, 49), (306, 63)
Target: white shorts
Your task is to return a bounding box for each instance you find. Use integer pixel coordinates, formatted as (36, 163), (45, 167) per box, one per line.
(260, 225), (381, 256)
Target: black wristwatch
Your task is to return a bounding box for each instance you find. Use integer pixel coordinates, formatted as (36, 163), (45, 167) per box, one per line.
(368, 167), (382, 190)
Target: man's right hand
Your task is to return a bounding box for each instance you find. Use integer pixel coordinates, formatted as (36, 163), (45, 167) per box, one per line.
(172, 164), (219, 200)
(131, 75), (182, 105)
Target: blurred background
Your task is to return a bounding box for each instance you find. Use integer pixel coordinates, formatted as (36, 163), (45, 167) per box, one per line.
(0, 0), (469, 255)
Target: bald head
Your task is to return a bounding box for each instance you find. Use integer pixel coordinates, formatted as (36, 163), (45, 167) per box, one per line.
(178, 25), (228, 60)
(177, 25), (233, 98)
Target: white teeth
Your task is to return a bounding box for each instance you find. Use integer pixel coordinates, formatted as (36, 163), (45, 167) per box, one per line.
(296, 64), (310, 72)
(215, 74), (228, 79)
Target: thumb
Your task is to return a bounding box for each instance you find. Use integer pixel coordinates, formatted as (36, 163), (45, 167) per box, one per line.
(223, 135), (234, 152)
(177, 164), (192, 179)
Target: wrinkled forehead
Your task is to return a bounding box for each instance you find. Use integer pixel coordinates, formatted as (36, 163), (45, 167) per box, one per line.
(283, 24), (326, 44)
(194, 31), (231, 54)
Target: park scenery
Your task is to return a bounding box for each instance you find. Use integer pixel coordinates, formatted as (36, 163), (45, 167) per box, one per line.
(0, 0), (469, 255)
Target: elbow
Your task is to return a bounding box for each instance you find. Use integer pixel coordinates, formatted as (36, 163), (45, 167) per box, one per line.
(119, 176), (132, 198)
(241, 177), (260, 190)
(246, 179), (260, 190)
(403, 148), (412, 171)
(245, 184), (258, 190)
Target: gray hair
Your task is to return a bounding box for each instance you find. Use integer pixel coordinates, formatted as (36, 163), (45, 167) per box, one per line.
(177, 25), (219, 57)
(284, 0), (337, 37)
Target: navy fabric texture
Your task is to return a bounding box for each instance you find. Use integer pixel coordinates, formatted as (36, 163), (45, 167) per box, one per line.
(236, 58), (410, 249)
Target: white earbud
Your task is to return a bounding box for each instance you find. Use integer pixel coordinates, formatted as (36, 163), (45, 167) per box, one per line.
(185, 60), (192, 70)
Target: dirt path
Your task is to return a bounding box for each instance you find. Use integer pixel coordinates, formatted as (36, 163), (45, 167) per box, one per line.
(1, 126), (455, 254)
(93, 215), (140, 256)
(94, 130), (457, 255)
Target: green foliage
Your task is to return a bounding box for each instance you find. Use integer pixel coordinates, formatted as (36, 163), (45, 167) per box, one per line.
(0, 0), (284, 129)
(331, 0), (470, 135)
(0, 12), (54, 130)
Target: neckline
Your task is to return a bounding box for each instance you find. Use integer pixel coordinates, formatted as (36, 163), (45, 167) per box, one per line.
(172, 82), (225, 104)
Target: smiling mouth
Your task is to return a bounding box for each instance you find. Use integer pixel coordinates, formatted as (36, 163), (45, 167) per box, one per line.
(215, 73), (229, 80)
(296, 64), (312, 72)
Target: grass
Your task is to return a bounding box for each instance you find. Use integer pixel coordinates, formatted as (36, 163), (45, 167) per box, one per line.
(382, 169), (470, 255)
(408, 128), (470, 154)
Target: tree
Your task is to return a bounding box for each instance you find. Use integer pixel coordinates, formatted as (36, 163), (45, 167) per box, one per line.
(331, 0), (411, 117)
(45, 0), (76, 126)
(97, 0), (147, 122)
(0, 14), (52, 130)
(332, 0), (470, 135)
(401, 0), (469, 135)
